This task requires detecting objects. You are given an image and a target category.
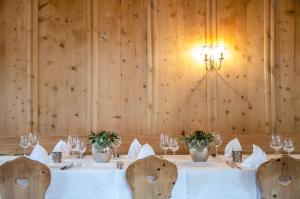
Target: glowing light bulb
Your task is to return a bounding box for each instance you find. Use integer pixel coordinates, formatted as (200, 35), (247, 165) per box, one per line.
(212, 45), (225, 60)
(190, 45), (204, 64)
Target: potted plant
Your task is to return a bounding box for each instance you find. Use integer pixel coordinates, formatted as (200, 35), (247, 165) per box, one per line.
(181, 130), (214, 162)
(89, 131), (120, 163)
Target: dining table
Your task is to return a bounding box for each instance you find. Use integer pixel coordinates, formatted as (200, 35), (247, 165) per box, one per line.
(1, 154), (298, 199)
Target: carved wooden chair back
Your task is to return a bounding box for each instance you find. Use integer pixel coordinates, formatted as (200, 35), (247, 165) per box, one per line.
(257, 155), (300, 199)
(0, 157), (51, 199)
(126, 156), (178, 199)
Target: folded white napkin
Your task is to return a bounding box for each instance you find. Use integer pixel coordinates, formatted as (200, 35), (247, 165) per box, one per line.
(224, 138), (242, 157)
(241, 144), (267, 169)
(127, 138), (142, 159)
(137, 143), (155, 160)
(30, 144), (49, 164)
(52, 140), (70, 157)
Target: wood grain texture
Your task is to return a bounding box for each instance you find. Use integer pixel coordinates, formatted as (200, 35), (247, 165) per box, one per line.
(126, 156), (178, 199)
(257, 155), (300, 199)
(0, 0), (29, 137)
(37, 0), (90, 136)
(0, 157), (51, 199)
(0, 0), (300, 155)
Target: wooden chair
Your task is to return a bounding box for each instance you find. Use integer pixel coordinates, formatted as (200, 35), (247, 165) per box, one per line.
(257, 155), (300, 199)
(0, 157), (51, 199)
(126, 155), (178, 199)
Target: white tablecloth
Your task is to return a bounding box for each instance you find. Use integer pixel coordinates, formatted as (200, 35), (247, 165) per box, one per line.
(1, 155), (290, 199)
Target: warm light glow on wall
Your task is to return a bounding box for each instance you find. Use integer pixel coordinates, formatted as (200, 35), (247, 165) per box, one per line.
(190, 44), (229, 71)
(190, 45), (205, 64)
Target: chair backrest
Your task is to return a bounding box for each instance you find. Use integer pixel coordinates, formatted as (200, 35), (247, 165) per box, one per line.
(0, 157), (51, 199)
(126, 156), (178, 199)
(257, 155), (300, 199)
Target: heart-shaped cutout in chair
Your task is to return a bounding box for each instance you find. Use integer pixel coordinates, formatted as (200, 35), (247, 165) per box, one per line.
(15, 178), (29, 188)
(278, 175), (292, 186)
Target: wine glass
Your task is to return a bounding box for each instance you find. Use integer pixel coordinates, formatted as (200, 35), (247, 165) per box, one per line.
(270, 134), (283, 157)
(283, 138), (294, 154)
(29, 133), (39, 147)
(169, 138), (179, 155)
(76, 140), (86, 159)
(68, 135), (79, 158)
(160, 134), (169, 155)
(20, 135), (30, 156)
(113, 138), (122, 159)
(212, 132), (223, 157)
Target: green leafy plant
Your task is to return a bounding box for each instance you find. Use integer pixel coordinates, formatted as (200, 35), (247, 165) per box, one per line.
(89, 131), (120, 148)
(180, 130), (214, 148)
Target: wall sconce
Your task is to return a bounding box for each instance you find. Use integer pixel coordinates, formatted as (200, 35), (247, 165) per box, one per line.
(191, 45), (225, 71)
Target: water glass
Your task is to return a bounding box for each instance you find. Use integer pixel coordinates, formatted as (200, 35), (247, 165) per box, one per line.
(169, 138), (179, 155)
(270, 134), (283, 157)
(76, 140), (87, 159)
(20, 135), (30, 156)
(113, 138), (122, 159)
(212, 132), (222, 157)
(160, 134), (169, 155)
(29, 133), (39, 147)
(283, 138), (294, 154)
(68, 135), (79, 157)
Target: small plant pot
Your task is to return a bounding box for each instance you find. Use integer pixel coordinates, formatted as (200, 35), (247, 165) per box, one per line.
(92, 145), (113, 163)
(189, 145), (210, 162)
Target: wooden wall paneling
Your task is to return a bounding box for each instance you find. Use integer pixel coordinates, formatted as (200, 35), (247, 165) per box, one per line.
(97, 0), (121, 132)
(156, 0), (180, 135)
(119, 0), (148, 136)
(146, 0), (157, 135)
(1, 0), (300, 154)
(86, 0), (92, 133)
(245, 0), (266, 134)
(0, 0), (28, 138)
(38, 0), (90, 137)
(26, 0), (33, 133)
(30, 0), (39, 134)
(263, 0), (276, 134)
(216, 0), (266, 135)
(91, 0), (98, 131)
(154, 0), (208, 137)
(275, 0), (295, 134)
(216, 0), (248, 134)
(294, 0), (300, 133)
(209, 0), (218, 132)
(180, 0), (208, 133)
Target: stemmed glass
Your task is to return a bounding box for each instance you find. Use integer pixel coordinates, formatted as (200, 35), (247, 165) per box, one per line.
(68, 135), (79, 158)
(113, 138), (122, 159)
(283, 138), (294, 155)
(212, 132), (223, 157)
(29, 133), (39, 147)
(76, 140), (87, 159)
(160, 134), (169, 155)
(270, 134), (283, 157)
(169, 138), (179, 155)
(20, 135), (30, 156)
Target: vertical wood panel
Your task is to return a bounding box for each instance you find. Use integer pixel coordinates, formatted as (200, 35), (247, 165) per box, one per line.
(0, 0), (29, 137)
(216, 0), (266, 135)
(97, 0), (148, 137)
(38, 0), (89, 136)
(119, 0), (148, 135)
(294, 0), (300, 132)
(156, 0), (207, 136)
(97, 0), (121, 131)
(275, 0), (295, 134)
